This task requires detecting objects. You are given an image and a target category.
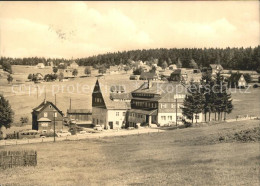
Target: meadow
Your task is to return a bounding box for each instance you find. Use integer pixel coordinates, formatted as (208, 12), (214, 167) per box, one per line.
(0, 120), (259, 185)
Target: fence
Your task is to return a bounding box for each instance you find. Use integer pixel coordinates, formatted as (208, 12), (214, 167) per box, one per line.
(0, 150), (37, 169)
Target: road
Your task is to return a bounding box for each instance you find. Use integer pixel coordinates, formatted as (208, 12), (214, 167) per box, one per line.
(0, 127), (164, 146)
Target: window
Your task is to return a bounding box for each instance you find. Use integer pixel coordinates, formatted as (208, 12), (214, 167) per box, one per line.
(123, 112), (126, 116)
(171, 104), (174, 109)
(116, 112), (119, 116)
(49, 105), (52, 109)
(116, 121), (119, 125)
(195, 115), (200, 119)
(161, 116), (166, 120)
(168, 116), (172, 120)
(44, 112), (48, 117)
(54, 112), (57, 118)
(161, 104), (167, 109)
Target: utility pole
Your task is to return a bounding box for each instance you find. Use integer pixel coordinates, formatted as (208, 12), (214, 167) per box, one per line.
(54, 111), (56, 142)
(176, 98), (178, 126)
(70, 98), (72, 110)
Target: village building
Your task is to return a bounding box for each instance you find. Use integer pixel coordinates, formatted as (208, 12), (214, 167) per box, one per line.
(67, 109), (92, 127)
(128, 81), (186, 127)
(237, 74), (248, 87)
(32, 100), (64, 132)
(35, 73), (44, 81)
(36, 63), (45, 69)
(139, 72), (159, 80)
(168, 64), (177, 70)
(92, 79), (134, 129)
(209, 64), (223, 75)
(69, 61), (79, 69)
(109, 66), (120, 74)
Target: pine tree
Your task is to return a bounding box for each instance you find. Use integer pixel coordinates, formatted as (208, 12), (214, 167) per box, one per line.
(0, 94), (14, 130)
(182, 82), (205, 123)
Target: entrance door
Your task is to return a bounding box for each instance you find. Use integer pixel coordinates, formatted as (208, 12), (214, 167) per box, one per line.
(146, 115), (149, 123)
(109, 122), (113, 129)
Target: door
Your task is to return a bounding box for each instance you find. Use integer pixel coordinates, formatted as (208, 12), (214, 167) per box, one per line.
(146, 115), (149, 123)
(109, 122), (113, 129)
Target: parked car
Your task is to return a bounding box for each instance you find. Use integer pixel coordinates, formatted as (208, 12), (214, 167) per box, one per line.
(93, 125), (103, 131)
(19, 130), (40, 139)
(56, 131), (72, 137)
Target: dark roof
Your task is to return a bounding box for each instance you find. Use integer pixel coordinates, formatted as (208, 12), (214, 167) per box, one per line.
(140, 72), (158, 79)
(32, 100), (63, 116)
(95, 79), (141, 110)
(110, 93), (132, 100)
(132, 82), (187, 101)
(67, 109), (92, 114)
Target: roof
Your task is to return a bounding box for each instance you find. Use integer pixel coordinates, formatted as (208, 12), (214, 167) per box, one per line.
(67, 109), (92, 114)
(37, 117), (51, 122)
(110, 93), (132, 100)
(140, 72), (158, 79)
(209, 64), (223, 70)
(94, 79), (141, 110)
(32, 100), (63, 116)
(132, 81), (187, 97)
(109, 66), (119, 71)
(129, 109), (158, 116)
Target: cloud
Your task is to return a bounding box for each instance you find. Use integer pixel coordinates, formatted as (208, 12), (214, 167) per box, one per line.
(0, 1), (258, 58)
(0, 2), (153, 58)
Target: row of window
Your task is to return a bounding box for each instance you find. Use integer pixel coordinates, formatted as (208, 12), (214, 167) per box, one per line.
(133, 101), (157, 108)
(94, 97), (102, 103)
(133, 93), (154, 98)
(116, 112), (126, 116)
(129, 113), (144, 118)
(43, 112), (57, 118)
(160, 115), (183, 121)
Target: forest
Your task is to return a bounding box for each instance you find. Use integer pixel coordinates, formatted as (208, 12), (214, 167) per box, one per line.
(1, 46), (260, 71)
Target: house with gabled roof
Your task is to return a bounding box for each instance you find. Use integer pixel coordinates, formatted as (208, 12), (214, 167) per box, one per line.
(209, 64), (223, 75)
(92, 79), (135, 129)
(128, 81), (186, 127)
(32, 100), (64, 132)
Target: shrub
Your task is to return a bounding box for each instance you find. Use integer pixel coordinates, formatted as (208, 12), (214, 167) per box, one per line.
(183, 119), (192, 128)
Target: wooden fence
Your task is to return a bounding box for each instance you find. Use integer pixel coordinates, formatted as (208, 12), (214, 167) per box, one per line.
(0, 150), (37, 169)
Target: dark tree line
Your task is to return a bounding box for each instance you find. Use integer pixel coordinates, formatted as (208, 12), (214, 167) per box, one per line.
(1, 46), (260, 71)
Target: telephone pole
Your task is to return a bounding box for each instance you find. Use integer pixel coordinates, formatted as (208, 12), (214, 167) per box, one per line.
(176, 98), (178, 126)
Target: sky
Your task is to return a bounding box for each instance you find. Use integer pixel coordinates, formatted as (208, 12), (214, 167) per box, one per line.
(0, 1), (259, 59)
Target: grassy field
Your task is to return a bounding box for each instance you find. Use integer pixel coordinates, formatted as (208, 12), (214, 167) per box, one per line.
(0, 65), (259, 127)
(0, 120), (259, 185)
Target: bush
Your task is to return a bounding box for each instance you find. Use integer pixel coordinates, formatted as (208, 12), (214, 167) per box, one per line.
(183, 119), (192, 128)
(253, 84), (259, 88)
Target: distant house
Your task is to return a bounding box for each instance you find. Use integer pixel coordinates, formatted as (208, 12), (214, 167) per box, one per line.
(168, 64), (177, 70)
(58, 68), (74, 79)
(36, 63), (45, 69)
(67, 109), (92, 127)
(69, 61), (79, 69)
(109, 66), (120, 74)
(209, 64), (223, 75)
(170, 69), (188, 84)
(228, 73), (248, 88)
(139, 72), (159, 80)
(238, 74), (247, 87)
(32, 100), (64, 132)
(129, 75), (139, 80)
(92, 79), (133, 129)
